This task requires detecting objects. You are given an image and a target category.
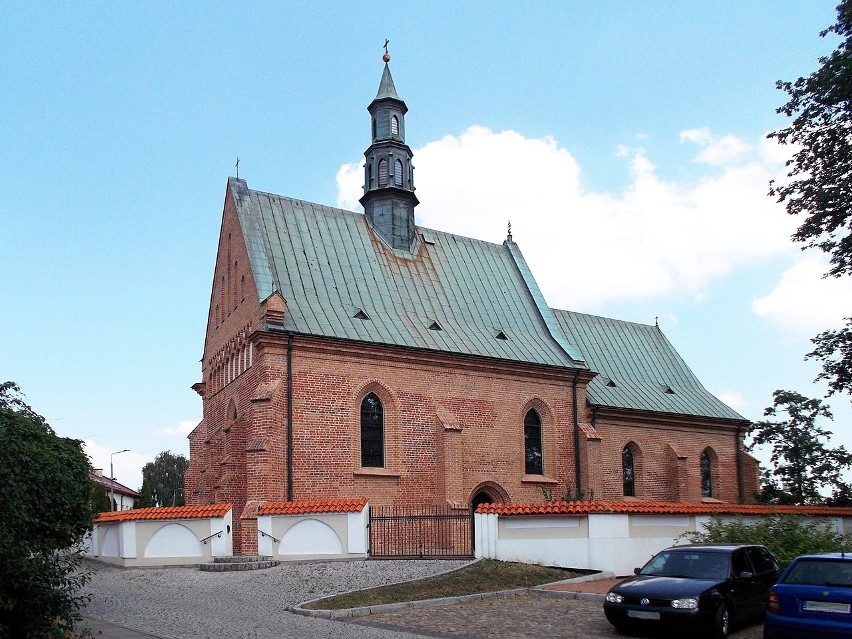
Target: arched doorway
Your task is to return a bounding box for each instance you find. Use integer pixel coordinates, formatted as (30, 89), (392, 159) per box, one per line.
(469, 481), (509, 513)
(471, 491), (493, 511)
(470, 481), (511, 554)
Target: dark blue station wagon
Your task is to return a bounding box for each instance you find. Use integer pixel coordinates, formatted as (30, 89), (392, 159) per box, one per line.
(604, 544), (780, 638)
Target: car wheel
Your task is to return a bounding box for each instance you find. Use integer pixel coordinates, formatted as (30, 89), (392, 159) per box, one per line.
(711, 603), (730, 639)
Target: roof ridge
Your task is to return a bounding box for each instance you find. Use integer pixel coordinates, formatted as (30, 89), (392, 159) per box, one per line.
(503, 239), (587, 367)
(551, 308), (657, 330)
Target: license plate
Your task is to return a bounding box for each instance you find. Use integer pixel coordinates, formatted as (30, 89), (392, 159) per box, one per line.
(803, 601), (851, 614)
(627, 610), (661, 620)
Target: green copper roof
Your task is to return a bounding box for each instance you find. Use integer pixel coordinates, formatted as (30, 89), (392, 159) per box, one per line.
(229, 178), (585, 369)
(374, 63), (400, 101)
(551, 310), (745, 421)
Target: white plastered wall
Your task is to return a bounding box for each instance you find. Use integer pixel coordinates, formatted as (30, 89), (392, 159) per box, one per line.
(90, 510), (233, 567)
(257, 508), (369, 560)
(475, 511), (852, 576)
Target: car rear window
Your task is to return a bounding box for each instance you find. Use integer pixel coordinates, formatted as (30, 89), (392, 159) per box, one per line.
(783, 560), (852, 586)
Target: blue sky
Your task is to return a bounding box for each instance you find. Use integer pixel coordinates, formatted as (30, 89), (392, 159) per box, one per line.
(2, 1), (850, 490)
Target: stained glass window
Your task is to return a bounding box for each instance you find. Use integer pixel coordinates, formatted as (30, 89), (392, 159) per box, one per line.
(360, 393), (383, 467)
(623, 446), (635, 496)
(701, 450), (712, 497)
(524, 409), (542, 475)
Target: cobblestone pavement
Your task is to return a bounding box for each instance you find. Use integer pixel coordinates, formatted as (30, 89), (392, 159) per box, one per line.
(81, 558), (467, 639)
(356, 594), (764, 639)
(81, 559), (764, 639)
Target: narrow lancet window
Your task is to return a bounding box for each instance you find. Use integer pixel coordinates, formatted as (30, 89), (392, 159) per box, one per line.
(360, 393), (384, 467)
(391, 115), (399, 135)
(378, 159), (388, 187)
(524, 409), (542, 475)
(623, 446), (636, 496)
(701, 450), (713, 497)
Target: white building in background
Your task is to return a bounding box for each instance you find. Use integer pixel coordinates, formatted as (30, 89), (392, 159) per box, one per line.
(90, 469), (140, 512)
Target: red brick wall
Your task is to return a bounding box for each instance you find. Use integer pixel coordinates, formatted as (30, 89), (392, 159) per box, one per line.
(589, 410), (749, 503)
(285, 338), (581, 507)
(187, 183), (268, 551)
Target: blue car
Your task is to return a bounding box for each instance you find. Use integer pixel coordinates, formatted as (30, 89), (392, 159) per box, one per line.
(765, 552), (852, 638)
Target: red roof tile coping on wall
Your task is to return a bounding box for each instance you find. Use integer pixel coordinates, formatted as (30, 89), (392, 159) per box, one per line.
(93, 503), (232, 523)
(475, 501), (852, 517)
(258, 498), (368, 516)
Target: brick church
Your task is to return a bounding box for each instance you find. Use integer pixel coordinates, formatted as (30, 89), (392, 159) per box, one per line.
(186, 53), (760, 554)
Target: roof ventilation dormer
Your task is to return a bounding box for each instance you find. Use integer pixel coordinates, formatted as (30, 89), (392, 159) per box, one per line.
(495, 330), (509, 340)
(353, 308), (370, 321)
(428, 320), (443, 331)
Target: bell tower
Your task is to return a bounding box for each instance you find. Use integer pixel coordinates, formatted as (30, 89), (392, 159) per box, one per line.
(360, 44), (419, 251)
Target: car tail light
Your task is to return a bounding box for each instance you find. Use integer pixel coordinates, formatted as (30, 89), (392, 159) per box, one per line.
(767, 590), (781, 614)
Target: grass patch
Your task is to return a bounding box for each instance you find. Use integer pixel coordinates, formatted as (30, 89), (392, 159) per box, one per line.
(305, 559), (583, 610)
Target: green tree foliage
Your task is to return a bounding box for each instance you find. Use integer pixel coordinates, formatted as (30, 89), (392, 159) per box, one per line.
(769, 0), (852, 278)
(0, 382), (93, 638)
(136, 483), (153, 509)
(91, 480), (112, 514)
(808, 323), (852, 396)
(748, 389), (852, 504)
(140, 450), (188, 507)
(768, 1), (852, 394)
(682, 515), (852, 565)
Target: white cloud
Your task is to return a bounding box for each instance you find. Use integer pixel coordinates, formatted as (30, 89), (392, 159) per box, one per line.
(155, 419), (197, 437)
(338, 125), (798, 310)
(752, 254), (852, 334)
(336, 162), (363, 211)
(717, 391), (746, 412)
(680, 127), (752, 165)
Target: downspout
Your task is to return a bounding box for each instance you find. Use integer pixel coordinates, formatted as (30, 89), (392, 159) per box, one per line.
(572, 371), (582, 494)
(287, 335), (294, 501)
(735, 423), (744, 504)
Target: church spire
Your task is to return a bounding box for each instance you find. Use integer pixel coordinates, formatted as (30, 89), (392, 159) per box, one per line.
(360, 43), (419, 251)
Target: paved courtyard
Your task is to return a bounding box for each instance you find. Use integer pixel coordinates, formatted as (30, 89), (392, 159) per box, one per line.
(81, 559), (764, 639)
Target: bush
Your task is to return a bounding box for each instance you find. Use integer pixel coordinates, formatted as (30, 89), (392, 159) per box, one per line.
(0, 382), (94, 638)
(680, 515), (852, 565)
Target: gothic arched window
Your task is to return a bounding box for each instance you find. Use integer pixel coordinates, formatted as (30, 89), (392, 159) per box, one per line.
(701, 450), (713, 497)
(394, 159), (403, 186)
(623, 446), (636, 497)
(360, 393), (384, 467)
(391, 115), (399, 136)
(524, 409), (542, 475)
(378, 159), (388, 187)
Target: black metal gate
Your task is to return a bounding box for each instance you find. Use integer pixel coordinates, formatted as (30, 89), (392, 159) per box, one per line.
(368, 505), (474, 558)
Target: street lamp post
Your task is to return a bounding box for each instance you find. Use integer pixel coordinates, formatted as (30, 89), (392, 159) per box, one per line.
(110, 449), (130, 511)
(172, 487), (183, 506)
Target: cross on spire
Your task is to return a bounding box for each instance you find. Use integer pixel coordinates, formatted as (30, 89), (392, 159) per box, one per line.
(235, 156), (240, 179)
